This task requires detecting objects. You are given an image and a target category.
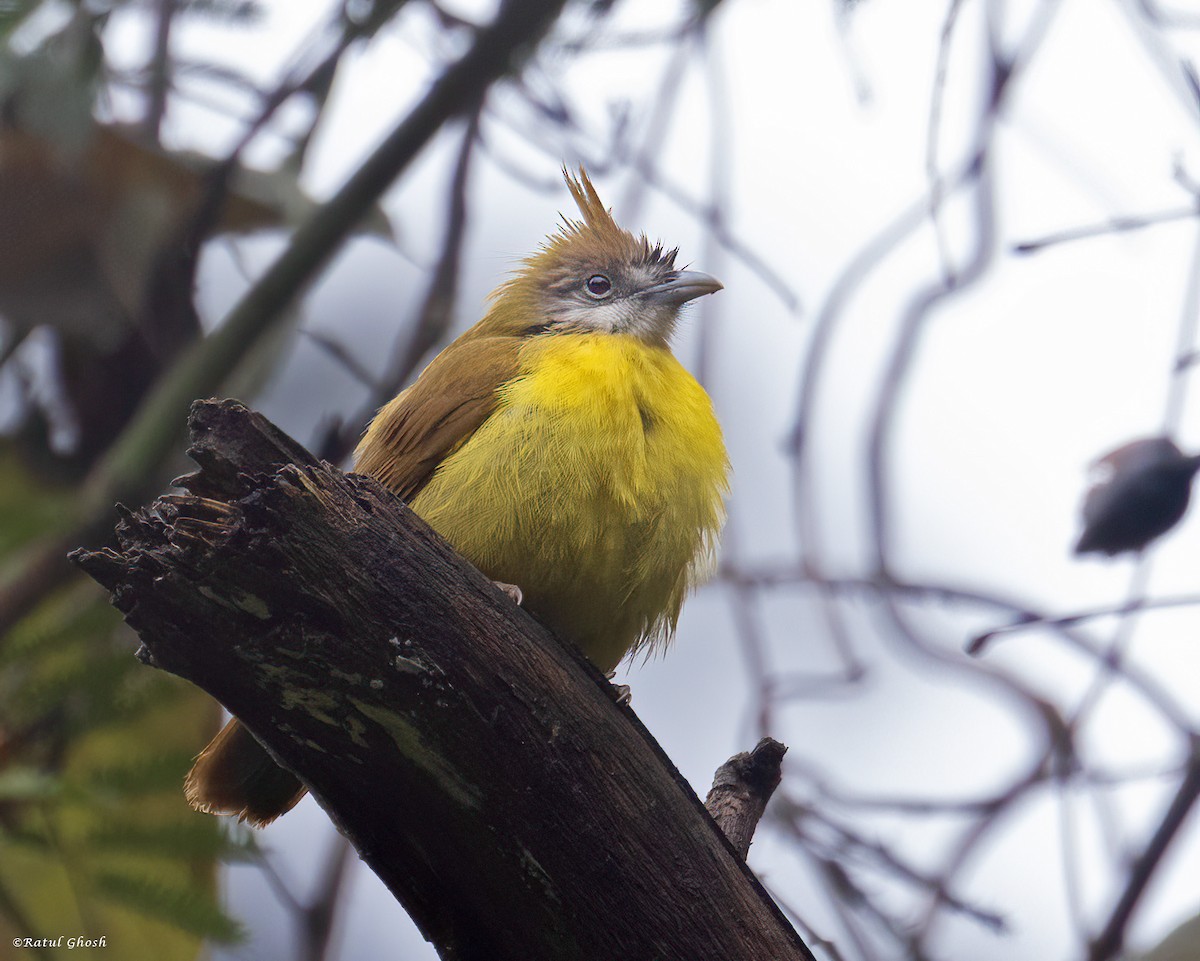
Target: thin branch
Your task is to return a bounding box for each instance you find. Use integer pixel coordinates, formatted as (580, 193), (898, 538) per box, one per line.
(1012, 205), (1199, 254)
(926, 0), (968, 285)
(1134, 0), (1200, 29)
(1067, 557), (1155, 732)
(324, 104), (482, 465)
(144, 0), (177, 140)
(1161, 218), (1200, 433)
(968, 591), (1200, 650)
(254, 847), (303, 914)
(865, 89), (997, 577)
(1116, 0), (1200, 121)
(1057, 777), (1091, 943)
(726, 573), (776, 738)
(694, 18), (731, 390)
(1088, 745), (1200, 961)
(300, 329), (383, 392)
(304, 835), (356, 961)
(620, 163), (802, 313)
(617, 27), (697, 219)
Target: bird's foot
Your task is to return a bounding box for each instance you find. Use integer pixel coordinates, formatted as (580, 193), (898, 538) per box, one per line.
(605, 670), (632, 705)
(493, 581), (524, 606)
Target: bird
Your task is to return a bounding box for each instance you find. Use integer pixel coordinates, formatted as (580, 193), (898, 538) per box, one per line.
(185, 167), (731, 825)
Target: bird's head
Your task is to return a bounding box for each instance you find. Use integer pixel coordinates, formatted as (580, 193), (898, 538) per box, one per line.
(486, 167), (722, 346)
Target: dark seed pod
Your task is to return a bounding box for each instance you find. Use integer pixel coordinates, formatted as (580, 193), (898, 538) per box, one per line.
(1075, 437), (1200, 556)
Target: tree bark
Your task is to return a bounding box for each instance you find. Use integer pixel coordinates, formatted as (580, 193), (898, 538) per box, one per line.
(72, 399), (813, 961)
(705, 737), (787, 861)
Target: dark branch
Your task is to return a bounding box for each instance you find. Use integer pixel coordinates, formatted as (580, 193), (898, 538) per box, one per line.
(72, 399), (813, 961)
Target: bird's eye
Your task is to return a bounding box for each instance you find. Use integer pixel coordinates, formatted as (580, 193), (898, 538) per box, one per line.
(585, 274), (612, 298)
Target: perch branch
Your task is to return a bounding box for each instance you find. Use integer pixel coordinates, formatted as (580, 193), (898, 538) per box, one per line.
(72, 399), (811, 961)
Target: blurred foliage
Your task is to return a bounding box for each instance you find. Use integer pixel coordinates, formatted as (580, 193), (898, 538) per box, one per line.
(0, 452), (252, 954)
(181, 0), (264, 23)
(0, 0), (318, 955)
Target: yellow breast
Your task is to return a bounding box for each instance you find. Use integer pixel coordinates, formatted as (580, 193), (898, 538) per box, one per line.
(410, 333), (729, 672)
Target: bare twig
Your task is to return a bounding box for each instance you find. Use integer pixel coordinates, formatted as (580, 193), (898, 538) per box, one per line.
(1012, 205), (1199, 253)
(1162, 219), (1200, 433)
(144, 0), (177, 140)
(304, 835), (356, 961)
(705, 737), (787, 860)
(926, 0), (968, 286)
(968, 591), (1200, 651)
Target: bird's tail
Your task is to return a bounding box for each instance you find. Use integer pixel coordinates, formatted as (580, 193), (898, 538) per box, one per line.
(185, 718), (307, 827)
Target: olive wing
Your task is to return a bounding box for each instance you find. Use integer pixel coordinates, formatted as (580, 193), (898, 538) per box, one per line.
(353, 334), (523, 501)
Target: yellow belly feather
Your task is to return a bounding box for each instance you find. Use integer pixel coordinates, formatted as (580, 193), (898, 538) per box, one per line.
(410, 333), (729, 673)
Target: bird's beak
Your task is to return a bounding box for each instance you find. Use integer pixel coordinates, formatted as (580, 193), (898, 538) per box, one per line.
(641, 270), (724, 306)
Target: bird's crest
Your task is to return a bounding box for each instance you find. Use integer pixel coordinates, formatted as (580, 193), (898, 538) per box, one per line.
(559, 166), (628, 250)
(537, 166), (675, 269)
(489, 166), (677, 311)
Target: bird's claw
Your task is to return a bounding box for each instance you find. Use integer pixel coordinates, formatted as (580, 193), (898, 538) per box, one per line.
(493, 581), (523, 606)
(605, 670), (632, 705)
